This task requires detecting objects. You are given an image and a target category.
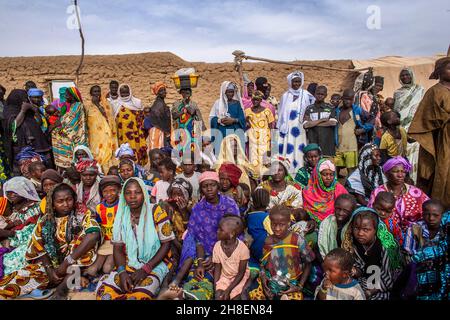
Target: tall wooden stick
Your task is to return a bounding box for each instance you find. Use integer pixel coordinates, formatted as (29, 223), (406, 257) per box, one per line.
(74, 0), (85, 85)
(232, 50), (371, 73)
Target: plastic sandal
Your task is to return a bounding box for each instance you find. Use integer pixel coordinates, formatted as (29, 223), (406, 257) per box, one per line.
(20, 289), (55, 300)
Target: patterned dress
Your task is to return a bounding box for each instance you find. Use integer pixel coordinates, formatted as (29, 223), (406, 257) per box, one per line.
(249, 232), (315, 300)
(245, 108), (275, 176)
(368, 184), (430, 231)
(1, 202), (41, 277)
(0, 208), (100, 299)
(52, 102), (88, 169)
(85, 100), (119, 172)
(257, 180), (303, 210)
(116, 106), (148, 166)
(95, 205), (175, 300)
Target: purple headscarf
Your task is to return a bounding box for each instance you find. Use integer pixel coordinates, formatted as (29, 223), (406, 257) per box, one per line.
(382, 156), (412, 174)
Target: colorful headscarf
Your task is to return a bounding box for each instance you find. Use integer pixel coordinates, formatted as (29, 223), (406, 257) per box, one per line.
(341, 206), (403, 271)
(382, 156), (412, 174)
(318, 160), (335, 173)
(3, 176), (40, 202)
(15, 146), (43, 176)
(67, 87), (83, 103)
(15, 146), (43, 163)
(75, 159), (99, 174)
(112, 178), (168, 280)
(199, 171), (220, 184)
(270, 155), (291, 177)
(152, 81), (167, 96)
(59, 87), (67, 102)
(302, 158), (348, 223)
(219, 163), (242, 188)
(168, 177), (193, 199)
(115, 143), (135, 159)
(252, 90), (265, 101)
(303, 143), (321, 155)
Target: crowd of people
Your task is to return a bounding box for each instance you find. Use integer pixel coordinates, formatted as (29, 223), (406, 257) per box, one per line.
(0, 56), (448, 300)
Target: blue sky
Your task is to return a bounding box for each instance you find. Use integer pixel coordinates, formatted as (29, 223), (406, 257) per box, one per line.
(0, 0), (448, 62)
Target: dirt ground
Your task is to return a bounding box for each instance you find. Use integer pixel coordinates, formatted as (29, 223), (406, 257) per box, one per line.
(0, 52), (358, 122)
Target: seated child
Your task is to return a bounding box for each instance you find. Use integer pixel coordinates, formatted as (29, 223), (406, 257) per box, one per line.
(86, 175), (121, 276)
(315, 248), (365, 300)
(372, 191), (404, 246)
(151, 158), (176, 203)
(219, 163), (242, 199)
(404, 199), (447, 255)
(318, 194), (357, 259)
(107, 165), (119, 177)
(176, 155), (201, 203)
(406, 200), (449, 300)
(213, 215), (250, 300)
(246, 189), (271, 274)
(63, 166), (81, 189)
(237, 183), (251, 217)
(380, 111), (407, 163)
(148, 148), (164, 184)
(342, 207), (404, 300)
(28, 161), (47, 198)
(249, 205), (315, 300)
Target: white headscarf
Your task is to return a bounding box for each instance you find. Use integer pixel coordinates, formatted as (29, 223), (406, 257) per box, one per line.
(393, 68), (424, 130)
(209, 81), (243, 120)
(277, 71), (315, 134)
(115, 84), (143, 117)
(3, 177), (40, 202)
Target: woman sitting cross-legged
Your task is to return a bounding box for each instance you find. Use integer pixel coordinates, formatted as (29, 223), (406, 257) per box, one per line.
(95, 177), (175, 300)
(0, 183), (101, 300)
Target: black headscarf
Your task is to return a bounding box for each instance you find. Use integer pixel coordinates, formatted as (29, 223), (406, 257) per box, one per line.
(2, 89), (50, 166)
(255, 77), (268, 93)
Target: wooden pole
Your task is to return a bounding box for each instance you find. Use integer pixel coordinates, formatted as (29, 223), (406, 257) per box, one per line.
(232, 50), (371, 73)
(74, 0), (85, 85)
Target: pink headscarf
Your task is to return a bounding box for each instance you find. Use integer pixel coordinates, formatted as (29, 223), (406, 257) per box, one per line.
(199, 171), (220, 184)
(242, 83), (256, 110)
(319, 160), (336, 172)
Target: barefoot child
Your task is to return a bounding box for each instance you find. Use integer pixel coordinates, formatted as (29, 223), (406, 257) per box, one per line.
(86, 176), (121, 276)
(372, 191), (404, 245)
(249, 205), (315, 300)
(315, 248), (365, 300)
(213, 215), (250, 300)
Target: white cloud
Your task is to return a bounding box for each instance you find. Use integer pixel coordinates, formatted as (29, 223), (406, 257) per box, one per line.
(0, 0), (447, 61)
